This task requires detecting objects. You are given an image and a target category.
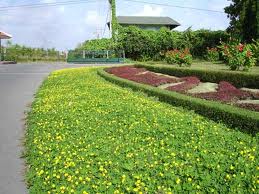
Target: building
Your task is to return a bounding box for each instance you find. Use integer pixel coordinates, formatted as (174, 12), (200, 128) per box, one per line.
(111, 16), (180, 31)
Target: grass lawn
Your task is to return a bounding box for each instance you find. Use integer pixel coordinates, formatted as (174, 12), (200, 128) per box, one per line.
(25, 67), (258, 193)
(144, 60), (259, 74)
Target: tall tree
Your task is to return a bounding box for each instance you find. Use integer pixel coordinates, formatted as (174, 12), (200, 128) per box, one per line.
(257, 0), (259, 39)
(225, 0), (259, 42)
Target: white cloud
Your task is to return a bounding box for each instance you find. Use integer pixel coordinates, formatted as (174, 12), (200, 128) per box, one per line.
(135, 5), (164, 16)
(58, 6), (65, 13)
(85, 11), (103, 26)
(41, 0), (56, 3)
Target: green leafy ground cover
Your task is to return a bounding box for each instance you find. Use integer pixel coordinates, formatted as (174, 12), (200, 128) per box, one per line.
(143, 61), (259, 74)
(25, 67), (258, 193)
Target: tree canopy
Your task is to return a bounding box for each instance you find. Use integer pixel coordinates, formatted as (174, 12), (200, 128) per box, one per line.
(225, 0), (259, 42)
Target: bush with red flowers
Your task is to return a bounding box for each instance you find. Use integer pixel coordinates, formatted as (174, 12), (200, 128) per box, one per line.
(165, 49), (193, 67)
(206, 47), (219, 61)
(219, 40), (256, 71)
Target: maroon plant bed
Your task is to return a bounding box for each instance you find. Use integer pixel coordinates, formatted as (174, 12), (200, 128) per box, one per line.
(128, 72), (178, 86)
(166, 76), (200, 93)
(107, 66), (146, 79)
(106, 66), (178, 86)
(237, 104), (259, 112)
(194, 82), (251, 103)
(105, 66), (259, 112)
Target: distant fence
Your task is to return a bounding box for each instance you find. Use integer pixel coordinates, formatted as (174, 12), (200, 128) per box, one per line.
(67, 50), (125, 63)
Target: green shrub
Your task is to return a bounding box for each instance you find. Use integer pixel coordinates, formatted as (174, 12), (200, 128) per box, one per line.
(251, 40), (259, 66)
(77, 38), (115, 51)
(219, 40), (256, 71)
(135, 63), (259, 89)
(99, 69), (259, 135)
(188, 29), (230, 57)
(4, 41), (65, 62)
(76, 27), (229, 61)
(165, 49), (192, 66)
(206, 47), (220, 61)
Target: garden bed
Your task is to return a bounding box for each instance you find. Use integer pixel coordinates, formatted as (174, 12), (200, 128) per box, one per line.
(107, 66), (259, 112)
(26, 67), (258, 193)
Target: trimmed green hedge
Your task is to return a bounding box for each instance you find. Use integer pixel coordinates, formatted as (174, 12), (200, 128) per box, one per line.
(135, 64), (259, 89)
(98, 69), (259, 135)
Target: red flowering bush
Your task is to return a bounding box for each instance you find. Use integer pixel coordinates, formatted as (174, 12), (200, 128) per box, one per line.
(219, 40), (256, 71)
(206, 47), (219, 61)
(251, 40), (259, 66)
(165, 49), (192, 67)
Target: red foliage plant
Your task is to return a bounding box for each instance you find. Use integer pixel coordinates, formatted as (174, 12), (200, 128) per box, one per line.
(195, 81), (251, 102)
(166, 76), (200, 93)
(106, 66), (259, 112)
(106, 66), (178, 86)
(237, 103), (259, 112)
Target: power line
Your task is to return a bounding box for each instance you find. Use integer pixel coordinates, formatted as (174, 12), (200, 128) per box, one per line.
(122, 0), (225, 14)
(0, 0), (104, 12)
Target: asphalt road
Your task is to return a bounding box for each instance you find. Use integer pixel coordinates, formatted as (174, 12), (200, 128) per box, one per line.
(0, 63), (110, 194)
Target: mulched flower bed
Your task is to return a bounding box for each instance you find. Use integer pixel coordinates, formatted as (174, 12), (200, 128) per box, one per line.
(106, 66), (259, 112)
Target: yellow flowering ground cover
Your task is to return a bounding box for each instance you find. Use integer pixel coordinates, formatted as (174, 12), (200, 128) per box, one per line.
(25, 67), (258, 193)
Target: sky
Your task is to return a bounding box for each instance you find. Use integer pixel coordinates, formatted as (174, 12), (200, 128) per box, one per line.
(0, 0), (231, 51)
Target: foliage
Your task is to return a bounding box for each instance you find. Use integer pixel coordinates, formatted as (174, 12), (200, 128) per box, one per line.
(206, 47), (220, 61)
(195, 81), (251, 103)
(219, 40), (256, 71)
(224, 0), (259, 42)
(76, 27), (228, 61)
(251, 40), (259, 66)
(3, 41), (65, 62)
(117, 26), (158, 60)
(165, 49), (193, 67)
(188, 29), (230, 57)
(107, 66), (175, 86)
(100, 68), (259, 134)
(135, 63), (259, 89)
(77, 38), (115, 51)
(109, 0), (118, 40)
(26, 67), (258, 194)
(117, 27), (229, 60)
(107, 66), (259, 112)
(166, 76), (200, 92)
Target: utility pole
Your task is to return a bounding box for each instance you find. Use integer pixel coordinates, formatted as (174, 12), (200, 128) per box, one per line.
(93, 28), (103, 39)
(108, 0), (118, 40)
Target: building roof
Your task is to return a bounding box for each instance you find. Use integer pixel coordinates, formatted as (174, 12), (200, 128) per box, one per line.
(117, 16), (180, 27)
(0, 31), (12, 39)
